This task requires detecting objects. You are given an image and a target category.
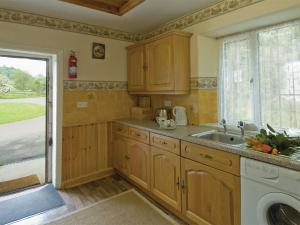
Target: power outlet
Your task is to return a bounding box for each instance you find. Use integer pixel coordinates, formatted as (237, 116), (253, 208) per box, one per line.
(164, 100), (172, 107)
(76, 101), (88, 108)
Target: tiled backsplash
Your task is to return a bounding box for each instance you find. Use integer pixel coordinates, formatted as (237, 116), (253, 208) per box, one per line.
(63, 90), (136, 126)
(151, 89), (218, 125)
(63, 78), (218, 126)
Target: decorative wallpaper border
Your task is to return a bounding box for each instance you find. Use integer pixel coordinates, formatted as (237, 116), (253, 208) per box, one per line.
(0, 8), (136, 42)
(64, 78), (217, 91)
(0, 0), (266, 42)
(191, 77), (218, 90)
(63, 80), (128, 91)
(137, 0), (266, 40)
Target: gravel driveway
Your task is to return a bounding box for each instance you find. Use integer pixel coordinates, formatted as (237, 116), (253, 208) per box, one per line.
(0, 97), (45, 106)
(0, 97), (46, 165)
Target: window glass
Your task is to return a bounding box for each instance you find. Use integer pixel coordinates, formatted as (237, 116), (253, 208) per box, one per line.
(222, 38), (253, 125)
(267, 203), (300, 225)
(259, 23), (300, 128)
(220, 20), (300, 129)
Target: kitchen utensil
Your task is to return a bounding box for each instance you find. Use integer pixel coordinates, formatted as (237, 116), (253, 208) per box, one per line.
(172, 106), (187, 125)
(158, 109), (168, 119)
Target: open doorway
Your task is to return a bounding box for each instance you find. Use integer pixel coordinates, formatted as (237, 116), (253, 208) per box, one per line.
(0, 52), (52, 195)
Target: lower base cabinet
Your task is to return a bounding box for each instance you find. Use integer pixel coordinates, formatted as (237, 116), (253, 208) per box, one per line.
(112, 134), (129, 175)
(150, 146), (181, 211)
(181, 158), (241, 225)
(112, 124), (241, 225)
(62, 123), (111, 188)
(127, 139), (150, 190)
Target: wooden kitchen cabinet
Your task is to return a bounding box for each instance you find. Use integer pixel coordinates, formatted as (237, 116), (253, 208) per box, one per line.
(127, 45), (145, 92)
(127, 31), (192, 94)
(150, 133), (180, 155)
(127, 139), (150, 190)
(62, 123), (111, 188)
(181, 158), (241, 225)
(150, 146), (181, 212)
(145, 36), (174, 91)
(112, 134), (130, 175)
(112, 123), (241, 225)
(181, 141), (240, 176)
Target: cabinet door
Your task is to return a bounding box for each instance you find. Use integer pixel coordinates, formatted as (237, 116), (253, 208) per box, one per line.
(127, 139), (150, 190)
(80, 124), (98, 175)
(181, 158), (240, 225)
(145, 37), (174, 91)
(112, 134), (129, 175)
(151, 147), (181, 211)
(127, 46), (145, 92)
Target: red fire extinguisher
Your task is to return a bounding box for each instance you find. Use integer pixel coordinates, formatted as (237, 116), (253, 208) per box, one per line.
(68, 51), (77, 79)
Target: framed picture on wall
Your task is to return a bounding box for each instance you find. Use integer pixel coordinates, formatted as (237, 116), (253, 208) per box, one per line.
(92, 43), (105, 59)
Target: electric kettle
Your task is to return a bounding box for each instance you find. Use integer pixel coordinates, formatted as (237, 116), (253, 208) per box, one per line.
(172, 106), (187, 125)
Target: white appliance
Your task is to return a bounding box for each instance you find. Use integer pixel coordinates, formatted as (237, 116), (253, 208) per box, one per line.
(241, 157), (300, 225)
(172, 106), (187, 125)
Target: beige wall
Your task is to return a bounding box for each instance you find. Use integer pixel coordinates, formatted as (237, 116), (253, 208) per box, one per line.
(184, 0), (300, 79)
(185, 0), (300, 36)
(0, 21), (132, 82)
(0, 21), (136, 127)
(189, 35), (219, 78)
(1, 0), (299, 126)
(152, 0), (300, 124)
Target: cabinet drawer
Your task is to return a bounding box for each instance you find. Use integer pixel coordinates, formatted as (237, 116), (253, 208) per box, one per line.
(150, 133), (180, 155)
(112, 123), (128, 136)
(181, 141), (240, 176)
(128, 127), (150, 144)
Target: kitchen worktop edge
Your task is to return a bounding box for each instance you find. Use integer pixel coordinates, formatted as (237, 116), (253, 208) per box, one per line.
(114, 119), (300, 171)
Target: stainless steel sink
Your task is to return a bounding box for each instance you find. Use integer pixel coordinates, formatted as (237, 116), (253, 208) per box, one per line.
(191, 131), (245, 145)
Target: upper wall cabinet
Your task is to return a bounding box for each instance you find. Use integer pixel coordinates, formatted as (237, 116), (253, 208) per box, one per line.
(127, 45), (145, 92)
(127, 31), (192, 95)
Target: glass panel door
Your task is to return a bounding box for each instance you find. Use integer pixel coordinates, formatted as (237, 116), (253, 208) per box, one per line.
(268, 203), (300, 225)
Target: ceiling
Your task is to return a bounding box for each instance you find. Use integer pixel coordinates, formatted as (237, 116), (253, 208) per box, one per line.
(0, 0), (220, 33)
(60, 0), (144, 16)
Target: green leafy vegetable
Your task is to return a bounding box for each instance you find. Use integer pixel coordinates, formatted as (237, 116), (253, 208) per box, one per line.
(250, 124), (300, 156)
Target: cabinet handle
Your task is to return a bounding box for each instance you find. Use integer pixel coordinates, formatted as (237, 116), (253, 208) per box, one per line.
(184, 145), (189, 153)
(160, 140), (168, 145)
(135, 133), (141, 137)
(125, 155), (130, 160)
(199, 153), (213, 160)
(181, 180), (185, 193)
(176, 177), (180, 191)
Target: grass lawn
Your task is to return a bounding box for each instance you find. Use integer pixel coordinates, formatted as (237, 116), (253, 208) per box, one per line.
(0, 92), (45, 99)
(0, 103), (45, 124)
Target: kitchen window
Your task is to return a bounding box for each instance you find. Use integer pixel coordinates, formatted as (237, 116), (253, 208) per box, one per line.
(219, 20), (300, 129)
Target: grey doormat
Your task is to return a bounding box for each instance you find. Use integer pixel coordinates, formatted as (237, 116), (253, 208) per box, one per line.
(0, 184), (65, 225)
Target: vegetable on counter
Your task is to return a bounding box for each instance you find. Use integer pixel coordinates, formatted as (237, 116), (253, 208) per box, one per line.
(246, 124), (300, 156)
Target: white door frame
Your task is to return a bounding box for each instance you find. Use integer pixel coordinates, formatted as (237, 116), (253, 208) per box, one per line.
(0, 42), (64, 188)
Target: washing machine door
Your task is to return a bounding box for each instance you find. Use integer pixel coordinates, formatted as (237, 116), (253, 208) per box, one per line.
(257, 193), (300, 225)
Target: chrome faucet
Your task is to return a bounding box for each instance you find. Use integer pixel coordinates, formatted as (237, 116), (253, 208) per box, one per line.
(237, 121), (245, 137)
(220, 119), (227, 134)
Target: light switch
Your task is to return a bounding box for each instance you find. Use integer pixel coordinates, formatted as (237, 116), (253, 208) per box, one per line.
(77, 101), (88, 108)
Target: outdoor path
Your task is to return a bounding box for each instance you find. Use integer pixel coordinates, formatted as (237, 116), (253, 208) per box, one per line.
(0, 116), (45, 165)
(0, 97), (45, 106)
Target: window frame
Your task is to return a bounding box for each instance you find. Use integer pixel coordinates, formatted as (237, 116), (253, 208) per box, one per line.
(219, 20), (300, 129)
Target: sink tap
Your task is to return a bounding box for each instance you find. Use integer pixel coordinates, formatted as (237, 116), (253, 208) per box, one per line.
(237, 121), (245, 137)
(220, 119), (227, 134)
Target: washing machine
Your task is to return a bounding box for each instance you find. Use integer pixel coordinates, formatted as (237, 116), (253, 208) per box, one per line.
(241, 157), (300, 225)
